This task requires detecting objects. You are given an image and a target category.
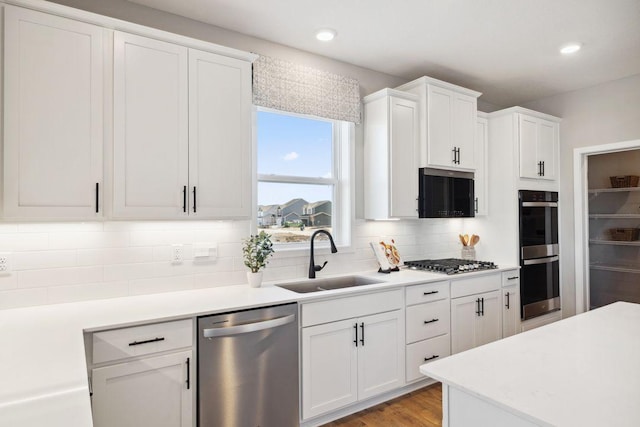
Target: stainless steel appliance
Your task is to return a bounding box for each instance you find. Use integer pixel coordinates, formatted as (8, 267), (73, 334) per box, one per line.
(519, 190), (560, 320)
(418, 168), (475, 218)
(197, 303), (299, 427)
(405, 258), (497, 274)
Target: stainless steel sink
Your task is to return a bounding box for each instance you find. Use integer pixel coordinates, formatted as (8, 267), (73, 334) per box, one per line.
(276, 276), (384, 293)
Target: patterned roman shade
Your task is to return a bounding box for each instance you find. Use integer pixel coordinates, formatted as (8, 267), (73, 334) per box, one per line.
(252, 55), (361, 123)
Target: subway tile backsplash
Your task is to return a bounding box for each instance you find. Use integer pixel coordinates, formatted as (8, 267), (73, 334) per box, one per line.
(0, 219), (464, 310)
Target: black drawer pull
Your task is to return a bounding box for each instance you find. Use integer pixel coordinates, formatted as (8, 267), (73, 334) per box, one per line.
(353, 323), (358, 347)
(186, 357), (191, 389)
(424, 318), (439, 324)
(424, 355), (439, 362)
(507, 276), (519, 280)
(128, 337), (165, 346)
(423, 290), (439, 296)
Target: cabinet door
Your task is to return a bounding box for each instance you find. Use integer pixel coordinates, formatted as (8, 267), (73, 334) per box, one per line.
(357, 310), (404, 400)
(453, 93), (476, 169)
(389, 95), (419, 218)
(537, 119), (557, 180)
(450, 294), (480, 354)
(4, 6), (103, 219)
(502, 284), (521, 338)
(476, 290), (501, 346)
(427, 86), (455, 168)
(113, 32), (189, 218)
(518, 115), (539, 179)
(302, 319), (358, 419)
(474, 118), (488, 215)
(188, 49), (252, 218)
(92, 350), (192, 427)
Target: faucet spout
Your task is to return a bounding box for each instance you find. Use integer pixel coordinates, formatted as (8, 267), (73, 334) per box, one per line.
(308, 229), (338, 279)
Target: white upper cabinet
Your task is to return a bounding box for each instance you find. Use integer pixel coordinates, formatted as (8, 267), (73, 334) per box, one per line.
(188, 49), (252, 218)
(474, 115), (489, 216)
(364, 89), (419, 219)
(113, 32), (189, 218)
(396, 76), (481, 171)
(518, 114), (559, 181)
(113, 32), (253, 219)
(3, 5), (104, 219)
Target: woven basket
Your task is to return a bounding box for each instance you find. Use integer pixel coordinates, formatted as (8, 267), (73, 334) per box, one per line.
(609, 175), (639, 188)
(608, 228), (640, 241)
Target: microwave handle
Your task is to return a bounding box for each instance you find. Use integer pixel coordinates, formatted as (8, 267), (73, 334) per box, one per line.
(523, 256), (559, 266)
(522, 201), (558, 208)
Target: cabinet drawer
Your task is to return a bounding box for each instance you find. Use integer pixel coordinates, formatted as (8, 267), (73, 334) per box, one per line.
(450, 273), (501, 298)
(406, 299), (450, 344)
(405, 281), (449, 305)
(406, 334), (450, 383)
(502, 270), (520, 288)
(93, 319), (193, 364)
(301, 289), (403, 327)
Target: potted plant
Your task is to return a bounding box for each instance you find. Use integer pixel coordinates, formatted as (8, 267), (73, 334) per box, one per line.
(242, 231), (275, 288)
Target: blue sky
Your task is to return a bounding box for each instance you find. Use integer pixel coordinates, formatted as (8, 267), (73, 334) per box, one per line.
(257, 111), (334, 206)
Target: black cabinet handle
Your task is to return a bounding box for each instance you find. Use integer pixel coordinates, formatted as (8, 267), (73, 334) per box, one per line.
(353, 323), (358, 347)
(456, 147), (461, 164)
(542, 161), (545, 176)
(360, 322), (365, 346)
(423, 290), (439, 296)
(424, 355), (440, 362)
(475, 197), (478, 213)
(476, 298), (481, 316)
(128, 337), (165, 346)
(507, 276), (519, 281)
(186, 357), (190, 389)
(182, 186), (187, 213)
(452, 147), (457, 164)
(481, 297), (485, 316)
(95, 183), (99, 213)
(505, 292), (510, 309)
(424, 318), (439, 324)
(193, 186), (197, 213)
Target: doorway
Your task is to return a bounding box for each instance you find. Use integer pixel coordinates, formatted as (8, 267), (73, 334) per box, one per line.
(573, 139), (640, 313)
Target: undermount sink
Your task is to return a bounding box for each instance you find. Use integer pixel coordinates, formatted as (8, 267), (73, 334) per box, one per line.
(276, 276), (384, 293)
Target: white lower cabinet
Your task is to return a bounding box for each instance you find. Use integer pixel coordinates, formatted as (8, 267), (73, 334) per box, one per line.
(502, 270), (521, 338)
(450, 273), (502, 354)
(406, 334), (450, 383)
(301, 290), (404, 420)
(92, 350), (193, 427)
(89, 319), (194, 427)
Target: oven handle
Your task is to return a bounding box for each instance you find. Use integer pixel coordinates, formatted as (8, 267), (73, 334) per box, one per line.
(203, 314), (295, 338)
(521, 201), (558, 208)
(523, 256), (559, 265)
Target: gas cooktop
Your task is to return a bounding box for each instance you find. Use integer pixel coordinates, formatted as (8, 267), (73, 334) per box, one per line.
(404, 258), (498, 275)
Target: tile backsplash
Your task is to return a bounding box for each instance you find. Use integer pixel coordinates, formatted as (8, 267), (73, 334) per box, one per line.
(0, 219), (465, 310)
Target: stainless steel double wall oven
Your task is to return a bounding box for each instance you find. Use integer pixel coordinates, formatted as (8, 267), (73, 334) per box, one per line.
(519, 190), (560, 320)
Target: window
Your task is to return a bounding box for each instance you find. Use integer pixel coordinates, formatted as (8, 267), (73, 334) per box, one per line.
(256, 108), (352, 248)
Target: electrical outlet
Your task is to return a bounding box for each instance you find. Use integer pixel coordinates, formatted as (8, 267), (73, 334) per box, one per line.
(0, 252), (12, 275)
(171, 244), (183, 264)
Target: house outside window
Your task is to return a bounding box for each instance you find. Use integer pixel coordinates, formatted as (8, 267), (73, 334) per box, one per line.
(256, 108), (352, 247)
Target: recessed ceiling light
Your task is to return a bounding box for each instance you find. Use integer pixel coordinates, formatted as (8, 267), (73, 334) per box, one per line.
(315, 29), (336, 42)
(560, 43), (582, 54)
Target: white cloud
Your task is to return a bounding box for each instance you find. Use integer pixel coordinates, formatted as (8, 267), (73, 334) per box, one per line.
(283, 151), (299, 161)
(322, 171), (332, 178)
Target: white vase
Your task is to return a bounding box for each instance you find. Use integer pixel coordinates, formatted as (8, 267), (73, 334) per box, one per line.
(247, 271), (263, 288)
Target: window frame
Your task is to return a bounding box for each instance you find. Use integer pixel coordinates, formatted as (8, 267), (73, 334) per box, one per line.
(253, 106), (353, 252)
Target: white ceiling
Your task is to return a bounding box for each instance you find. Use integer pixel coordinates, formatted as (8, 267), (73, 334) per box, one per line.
(127, 0), (640, 107)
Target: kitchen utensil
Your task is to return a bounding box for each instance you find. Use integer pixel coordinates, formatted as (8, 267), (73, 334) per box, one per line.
(459, 234), (467, 246)
(470, 235), (480, 247)
(463, 234), (469, 246)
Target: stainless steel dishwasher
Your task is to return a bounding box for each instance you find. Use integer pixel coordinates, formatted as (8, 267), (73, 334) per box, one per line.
(197, 303), (299, 427)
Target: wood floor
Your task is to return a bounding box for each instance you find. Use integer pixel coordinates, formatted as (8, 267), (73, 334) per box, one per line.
(322, 383), (443, 427)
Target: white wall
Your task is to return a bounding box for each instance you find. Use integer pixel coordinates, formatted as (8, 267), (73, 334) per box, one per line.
(522, 73), (640, 316)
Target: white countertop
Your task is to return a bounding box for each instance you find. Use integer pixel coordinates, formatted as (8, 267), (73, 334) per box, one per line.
(420, 301), (640, 427)
(0, 266), (516, 426)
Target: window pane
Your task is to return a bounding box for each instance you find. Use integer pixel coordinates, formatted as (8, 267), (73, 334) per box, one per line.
(257, 110), (333, 178)
(257, 182), (333, 243)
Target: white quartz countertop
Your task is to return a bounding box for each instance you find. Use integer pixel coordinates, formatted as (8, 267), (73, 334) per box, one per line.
(420, 301), (640, 427)
(0, 265), (516, 426)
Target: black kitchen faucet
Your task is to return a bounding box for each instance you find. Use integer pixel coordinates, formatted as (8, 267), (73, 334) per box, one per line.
(308, 229), (338, 279)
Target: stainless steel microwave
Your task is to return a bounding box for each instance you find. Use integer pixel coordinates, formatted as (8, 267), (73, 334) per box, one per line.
(418, 168), (475, 218)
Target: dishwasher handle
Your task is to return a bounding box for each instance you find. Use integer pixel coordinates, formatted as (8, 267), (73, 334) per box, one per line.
(203, 314), (295, 338)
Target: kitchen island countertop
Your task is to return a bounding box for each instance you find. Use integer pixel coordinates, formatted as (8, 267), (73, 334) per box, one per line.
(420, 301), (640, 426)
